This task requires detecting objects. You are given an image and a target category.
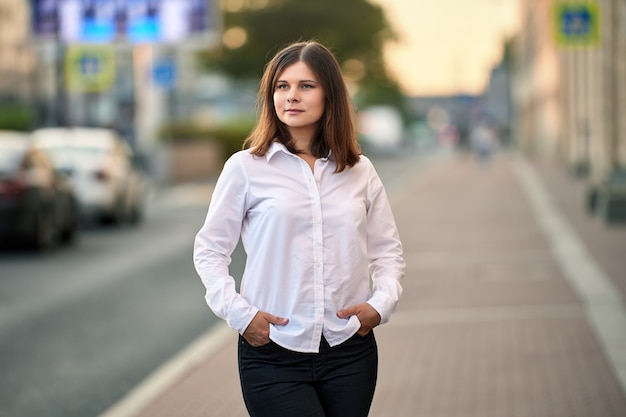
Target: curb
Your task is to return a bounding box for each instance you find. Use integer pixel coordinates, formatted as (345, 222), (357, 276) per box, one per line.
(97, 323), (233, 417)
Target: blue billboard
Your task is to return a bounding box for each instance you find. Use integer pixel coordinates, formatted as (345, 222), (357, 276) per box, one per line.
(32, 0), (212, 43)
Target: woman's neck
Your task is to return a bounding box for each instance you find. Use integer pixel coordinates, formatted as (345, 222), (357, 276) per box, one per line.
(288, 127), (316, 153)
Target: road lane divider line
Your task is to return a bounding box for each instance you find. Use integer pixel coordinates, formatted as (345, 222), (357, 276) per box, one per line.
(97, 322), (234, 417)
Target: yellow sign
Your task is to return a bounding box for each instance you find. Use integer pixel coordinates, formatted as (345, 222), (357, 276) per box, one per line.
(553, 1), (601, 47)
(65, 45), (116, 92)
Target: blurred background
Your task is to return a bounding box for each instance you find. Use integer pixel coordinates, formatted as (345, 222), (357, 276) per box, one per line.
(0, 1), (625, 416)
(1, 0), (624, 187)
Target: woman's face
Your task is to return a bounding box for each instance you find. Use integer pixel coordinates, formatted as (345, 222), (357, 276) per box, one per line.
(273, 61), (326, 137)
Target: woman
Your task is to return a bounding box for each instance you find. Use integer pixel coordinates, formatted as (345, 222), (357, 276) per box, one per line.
(193, 40), (404, 417)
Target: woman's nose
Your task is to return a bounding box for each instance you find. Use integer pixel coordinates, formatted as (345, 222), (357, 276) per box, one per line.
(287, 92), (299, 103)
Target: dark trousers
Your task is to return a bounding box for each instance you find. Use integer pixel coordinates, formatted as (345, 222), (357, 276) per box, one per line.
(238, 332), (378, 417)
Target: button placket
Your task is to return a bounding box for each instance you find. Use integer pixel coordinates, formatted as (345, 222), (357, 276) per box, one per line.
(307, 164), (324, 341)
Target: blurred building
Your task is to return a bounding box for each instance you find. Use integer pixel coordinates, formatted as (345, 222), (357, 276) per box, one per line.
(0, 0), (35, 102)
(484, 63), (513, 146)
(511, 0), (626, 185)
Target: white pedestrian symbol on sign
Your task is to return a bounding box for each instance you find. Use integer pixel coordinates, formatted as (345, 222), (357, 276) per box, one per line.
(81, 56), (101, 76)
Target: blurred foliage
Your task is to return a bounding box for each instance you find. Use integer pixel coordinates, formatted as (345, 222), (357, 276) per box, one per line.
(199, 0), (411, 121)
(203, 0), (393, 81)
(501, 36), (514, 67)
(158, 117), (256, 160)
(0, 102), (34, 131)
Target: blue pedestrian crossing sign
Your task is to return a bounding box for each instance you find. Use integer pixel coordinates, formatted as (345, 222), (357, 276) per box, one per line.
(553, 1), (601, 47)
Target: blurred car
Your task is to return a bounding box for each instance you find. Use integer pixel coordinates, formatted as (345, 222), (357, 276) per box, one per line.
(357, 105), (405, 155)
(31, 127), (148, 225)
(0, 131), (80, 250)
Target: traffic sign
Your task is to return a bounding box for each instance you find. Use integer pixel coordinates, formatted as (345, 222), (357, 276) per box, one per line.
(152, 58), (176, 89)
(553, 1), (601, 47)
(65, 45), (116, 92)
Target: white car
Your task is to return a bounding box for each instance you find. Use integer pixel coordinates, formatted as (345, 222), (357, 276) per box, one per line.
(31, 127), (147, 225)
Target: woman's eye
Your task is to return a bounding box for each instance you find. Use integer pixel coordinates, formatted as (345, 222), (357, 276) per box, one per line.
(276, 84), (288, 90)
(301, 84), (314, 89)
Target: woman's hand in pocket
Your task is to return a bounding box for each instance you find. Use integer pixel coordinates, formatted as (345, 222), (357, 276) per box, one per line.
(242, 311), (289, 347)
(337, 303), (381, 336)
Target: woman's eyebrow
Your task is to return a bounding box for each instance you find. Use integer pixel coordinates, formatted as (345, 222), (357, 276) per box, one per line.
(276, 79), (317, 83)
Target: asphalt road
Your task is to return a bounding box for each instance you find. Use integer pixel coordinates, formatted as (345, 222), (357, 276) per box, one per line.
(0, 146), (443, 417)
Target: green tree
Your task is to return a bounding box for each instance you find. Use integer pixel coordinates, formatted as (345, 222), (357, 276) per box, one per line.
(201, 0), (407, 112)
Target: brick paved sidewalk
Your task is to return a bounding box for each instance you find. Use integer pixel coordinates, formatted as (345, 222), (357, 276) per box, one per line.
(102, 151), (626, 417)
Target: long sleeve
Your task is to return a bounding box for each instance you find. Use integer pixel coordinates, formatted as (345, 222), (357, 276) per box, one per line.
(364, 161), (405, 324)
(193, 153), (258, 334)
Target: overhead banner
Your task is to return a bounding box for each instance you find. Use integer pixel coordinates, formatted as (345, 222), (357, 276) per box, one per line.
(32, 0), (213, 44)
(65, 45), (116, 92)
(553, 1), (601, 47)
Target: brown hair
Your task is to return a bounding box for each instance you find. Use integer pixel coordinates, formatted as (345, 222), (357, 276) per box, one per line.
(243, 41), (361, 172)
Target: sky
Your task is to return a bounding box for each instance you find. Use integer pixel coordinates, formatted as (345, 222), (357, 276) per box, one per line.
(371, 0), (522, 96)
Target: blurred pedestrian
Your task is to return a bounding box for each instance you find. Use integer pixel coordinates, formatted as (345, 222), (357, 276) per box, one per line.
(470, 120), (498, 163)
(193, 40), (404, 417)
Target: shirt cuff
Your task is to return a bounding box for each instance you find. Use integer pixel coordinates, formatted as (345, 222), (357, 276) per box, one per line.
(367, 291), (395, 324)
(228, 304), (259, 335)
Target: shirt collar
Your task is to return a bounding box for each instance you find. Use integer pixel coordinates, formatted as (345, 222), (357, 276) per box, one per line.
(265, 141), (333, 162)
(266, 141), (289, 161)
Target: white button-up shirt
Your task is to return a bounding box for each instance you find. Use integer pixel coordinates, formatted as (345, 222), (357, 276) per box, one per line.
(193, 142), (404, 353)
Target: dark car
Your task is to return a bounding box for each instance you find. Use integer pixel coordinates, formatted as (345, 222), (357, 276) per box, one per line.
(0, 131), (80, 250)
